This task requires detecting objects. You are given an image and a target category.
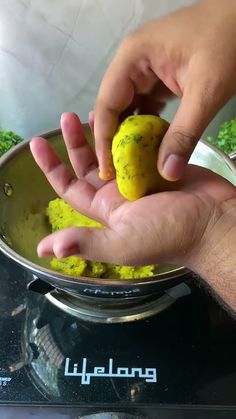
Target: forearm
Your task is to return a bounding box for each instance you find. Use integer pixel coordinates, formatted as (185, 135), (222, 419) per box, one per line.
(202, 0), (236, 9)
(190, 197), (236, 312)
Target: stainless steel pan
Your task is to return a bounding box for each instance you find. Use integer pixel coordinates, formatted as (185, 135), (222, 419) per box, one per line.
(0, 125), (235, 299)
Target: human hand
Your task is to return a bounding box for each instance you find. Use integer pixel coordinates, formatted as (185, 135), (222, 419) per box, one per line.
(94, 0), (236, 181)
(30, 113), (235, 274)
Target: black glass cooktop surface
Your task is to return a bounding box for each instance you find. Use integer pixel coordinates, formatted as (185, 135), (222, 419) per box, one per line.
(0, 252), (235, 418)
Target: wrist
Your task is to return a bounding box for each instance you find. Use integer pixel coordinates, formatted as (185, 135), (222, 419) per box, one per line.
(187, 197), (236, 311)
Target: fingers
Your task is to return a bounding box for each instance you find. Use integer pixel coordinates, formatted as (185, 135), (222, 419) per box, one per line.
(30, 137), (99, 220)
(94, 71), (134, 181)
(157, 96), (201, 181)
(61, 112), (105, 189)
(158, 73), (227, 181)
(94, 35), (156, 180)
(60, 112), (97, 178)
(37, 226), (125, 264)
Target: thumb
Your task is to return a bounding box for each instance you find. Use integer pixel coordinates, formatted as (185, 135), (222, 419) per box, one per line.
(157, 87), (222, 181)
(37, 226), (125, 264)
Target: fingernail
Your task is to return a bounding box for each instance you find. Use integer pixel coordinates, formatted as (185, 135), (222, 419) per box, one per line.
(37, 248), (44, 258)
(99, 169), (114, 181)
(162, 154), (186, 181)
(88, 111), (94, 133)
(99, 161), (115, 180)
(37, 244), (51, 258)
(88, 110), (94, 120)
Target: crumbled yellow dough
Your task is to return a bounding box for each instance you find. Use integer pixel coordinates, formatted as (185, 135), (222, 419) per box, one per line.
(104, 264), (155, 279)
(50, 256), (87, 277)
(50, 256), (106, 278)
(47, 198), (155, 279)
(46, 198), (102, 231)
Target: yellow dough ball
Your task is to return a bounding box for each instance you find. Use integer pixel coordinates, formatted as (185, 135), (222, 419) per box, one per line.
(112, 115), (169, 200)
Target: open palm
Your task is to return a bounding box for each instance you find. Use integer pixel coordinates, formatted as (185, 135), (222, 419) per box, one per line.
(30, 112), (235, 268)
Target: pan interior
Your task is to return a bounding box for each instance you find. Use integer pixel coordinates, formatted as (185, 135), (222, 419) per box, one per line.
(0, 128), (178, 279)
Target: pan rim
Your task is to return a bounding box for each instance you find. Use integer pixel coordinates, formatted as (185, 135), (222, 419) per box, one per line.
(0, 126), (234, 286)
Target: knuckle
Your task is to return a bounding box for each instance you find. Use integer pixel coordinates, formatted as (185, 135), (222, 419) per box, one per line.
(85, 228), (98, 257)
(170, 129), (198, 156)
(202, 81), (217, 101)
(202, 79), (230, 109)
(119, 32), (139, 54)
(199, 80), (221, 108)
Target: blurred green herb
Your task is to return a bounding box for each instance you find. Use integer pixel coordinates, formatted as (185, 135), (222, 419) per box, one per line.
(0, 130), (23, 156)
(207, 118), (236, 154)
